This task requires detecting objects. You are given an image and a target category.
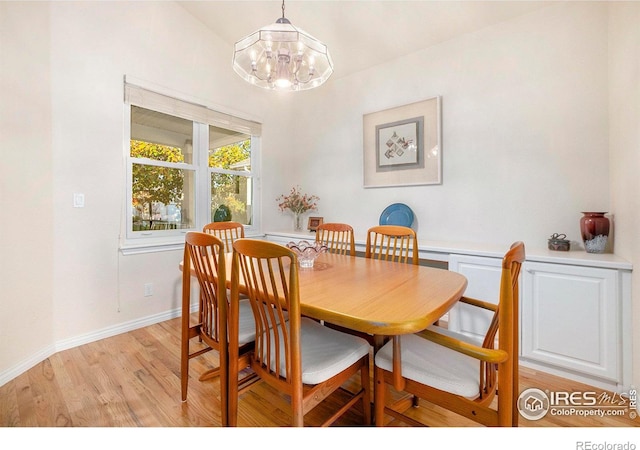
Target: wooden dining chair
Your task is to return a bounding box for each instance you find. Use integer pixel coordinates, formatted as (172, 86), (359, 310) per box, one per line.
(203, 221), (245, 253)
(315, 222), (356, 256)
(230, 239), (372, 426)
(365, 225), (419, 265)
(374, 241), (525, 427)
(181, 231), (258, 426)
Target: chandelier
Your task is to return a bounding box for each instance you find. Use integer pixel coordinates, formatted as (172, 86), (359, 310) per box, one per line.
(232, 0), (334, 91)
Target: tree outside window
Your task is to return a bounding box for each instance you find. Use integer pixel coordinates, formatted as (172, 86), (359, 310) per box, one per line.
(131, 140), (187, 230)
(209, 136), (252, 225)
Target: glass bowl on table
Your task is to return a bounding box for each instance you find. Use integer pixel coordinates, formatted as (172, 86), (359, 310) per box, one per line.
(286, 241), (328, 268)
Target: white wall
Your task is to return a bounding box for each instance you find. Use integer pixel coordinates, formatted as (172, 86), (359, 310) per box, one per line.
(608, 2), (640, 390)
(0, 1), (272, 383)
(48, 0), (276, 339)
(0, 2), (55, 376)
(263, 2), (611, 252)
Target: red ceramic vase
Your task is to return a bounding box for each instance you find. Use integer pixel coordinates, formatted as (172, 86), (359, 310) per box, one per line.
(580, 212), (610, 253)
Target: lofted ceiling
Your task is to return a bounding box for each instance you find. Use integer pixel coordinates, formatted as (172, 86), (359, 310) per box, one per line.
(179, 1), (554, 80)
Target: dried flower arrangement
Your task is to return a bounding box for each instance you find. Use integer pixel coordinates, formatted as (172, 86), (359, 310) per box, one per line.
(276, 186), (319, 215)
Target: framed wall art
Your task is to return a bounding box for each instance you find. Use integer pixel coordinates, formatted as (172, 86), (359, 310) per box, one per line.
(363, 96), (441, 188)
(307, 216), (323, 232)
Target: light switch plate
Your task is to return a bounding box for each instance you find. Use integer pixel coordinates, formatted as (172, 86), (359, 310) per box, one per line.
(73, 193), (85, 208)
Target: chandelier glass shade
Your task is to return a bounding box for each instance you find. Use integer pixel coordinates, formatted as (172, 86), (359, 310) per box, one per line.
(232, 4), (333, 91)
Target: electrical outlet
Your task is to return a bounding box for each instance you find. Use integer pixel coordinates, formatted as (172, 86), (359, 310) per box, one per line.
(144, 283), (153, 297)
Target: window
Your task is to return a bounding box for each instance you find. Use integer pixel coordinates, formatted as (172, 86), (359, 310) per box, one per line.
(209, 125), (253, 225)
(130, 107), (196, 233)
(123, 80), (261, 250)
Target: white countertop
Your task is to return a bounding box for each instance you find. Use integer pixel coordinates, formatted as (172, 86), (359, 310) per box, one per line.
(263, 230), (633, 271)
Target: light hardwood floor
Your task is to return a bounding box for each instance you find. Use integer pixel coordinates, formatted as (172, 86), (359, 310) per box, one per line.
(1, 317), (638, 428)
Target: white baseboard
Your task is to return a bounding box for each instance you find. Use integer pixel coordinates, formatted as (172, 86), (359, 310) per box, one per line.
(0, 306), (191, 388)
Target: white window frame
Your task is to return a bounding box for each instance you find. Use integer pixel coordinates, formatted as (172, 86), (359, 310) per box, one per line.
(121, 78), (261, 254)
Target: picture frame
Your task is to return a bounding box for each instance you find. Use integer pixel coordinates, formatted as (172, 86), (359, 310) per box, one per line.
(376, 116), (423, 171)
(363, 96), (441, 188)
(307, 216), (323, 232)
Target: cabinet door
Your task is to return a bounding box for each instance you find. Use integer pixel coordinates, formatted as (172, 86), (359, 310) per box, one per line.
(447, 254), (502, 342)
(521, 262), (618, 381)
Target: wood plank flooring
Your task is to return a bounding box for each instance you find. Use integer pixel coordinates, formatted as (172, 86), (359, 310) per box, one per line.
(1, 317), (638, 429)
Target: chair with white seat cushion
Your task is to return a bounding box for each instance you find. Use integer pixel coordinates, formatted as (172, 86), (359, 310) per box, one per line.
(181, 231), (259, 426)
(230, 238), (372, 426)
(374, 241), (525, 427)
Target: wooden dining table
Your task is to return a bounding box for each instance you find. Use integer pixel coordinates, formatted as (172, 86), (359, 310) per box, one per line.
(181, 248), (468, 424)
(182, 250), (468, 338)
(290, 252), (468, 337)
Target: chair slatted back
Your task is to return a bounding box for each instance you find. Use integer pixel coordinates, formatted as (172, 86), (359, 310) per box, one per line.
(183, 232), (226, 348)
(478, 241), (525, 398)
(231, 239), (300, 391)
(480, 242), (525, 396)
(315, 222), (356, 256)
(365, 225), (419, 265)
(203, 221), (245, 253)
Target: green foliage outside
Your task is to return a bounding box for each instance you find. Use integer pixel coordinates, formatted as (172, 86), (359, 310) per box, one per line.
(130, 138), (251, 230)
(209, 139), (251, 223)
(209, 139), (250, 169)
(131, 140), (185, 228)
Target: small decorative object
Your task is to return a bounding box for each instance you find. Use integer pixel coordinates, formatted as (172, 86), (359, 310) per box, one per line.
(213, 204), (231, 222)
(307, 217), (324, 232)
(580, 212), (610, 254)
(548, 233), (570, 251)
(379, 203), (414, 227)
(286, 241), (328, 268)
(276, 186), (319, 231)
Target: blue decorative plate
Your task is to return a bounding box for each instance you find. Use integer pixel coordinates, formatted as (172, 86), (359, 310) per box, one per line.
(379, 203), (414, 227)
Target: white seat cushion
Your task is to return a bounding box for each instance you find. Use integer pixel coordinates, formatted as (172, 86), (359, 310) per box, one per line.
(300, 318), (370, 385)
(236, 299), (288, 346)
(237, 299), (257, 346)
(375, 330), (481, 399)
(261, 317), (371, 385)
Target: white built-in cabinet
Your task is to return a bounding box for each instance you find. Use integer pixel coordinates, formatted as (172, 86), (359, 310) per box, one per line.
(265, 231), (633, 392)
(521, 262), (620, 385)
(448, 252), (632, 392)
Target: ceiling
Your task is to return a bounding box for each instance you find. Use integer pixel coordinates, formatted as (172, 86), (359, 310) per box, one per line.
(179, 1), (554, 80)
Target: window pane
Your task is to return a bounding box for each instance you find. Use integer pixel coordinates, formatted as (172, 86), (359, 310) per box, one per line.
(209, 125), (250, 171)
(131, 106), (193, 164)
(211, 172), (252, 225)
(132, 164), (195, 231)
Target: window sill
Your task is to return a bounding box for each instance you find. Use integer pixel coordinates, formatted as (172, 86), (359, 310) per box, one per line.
(119, 231), (266, 255)
(120, 239), (185, 255)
